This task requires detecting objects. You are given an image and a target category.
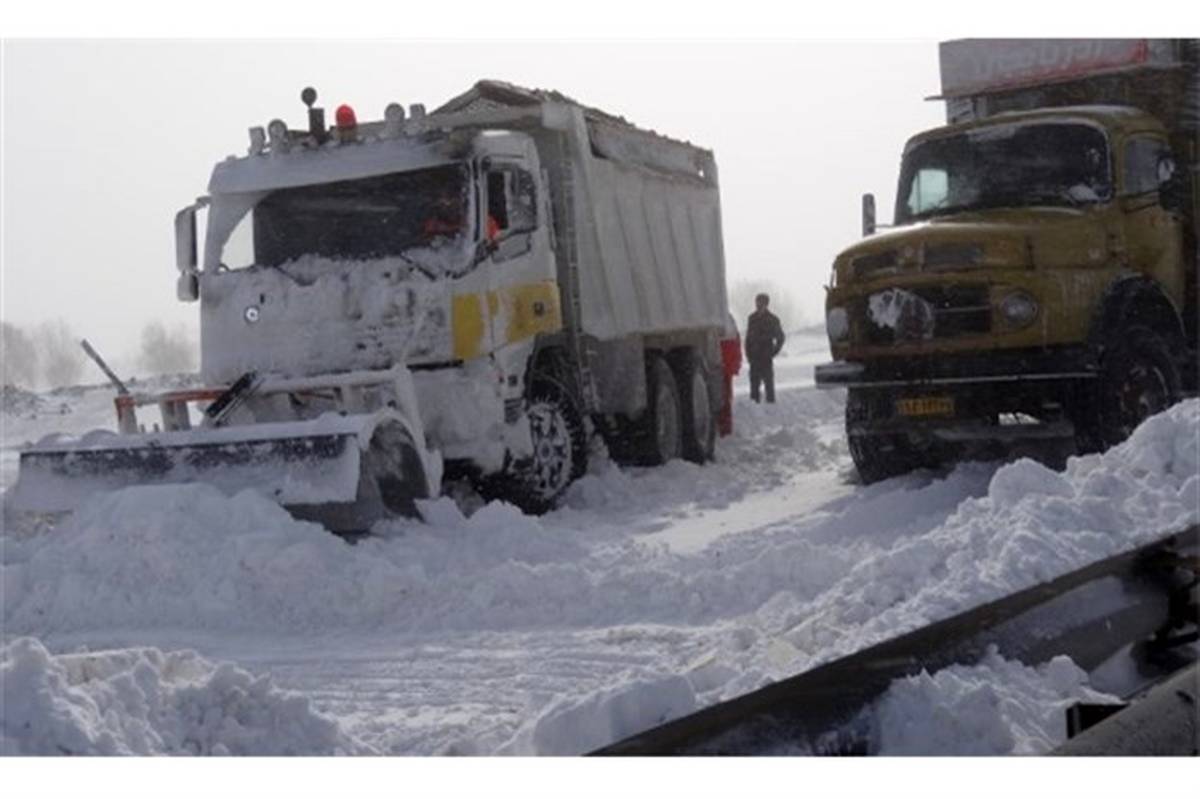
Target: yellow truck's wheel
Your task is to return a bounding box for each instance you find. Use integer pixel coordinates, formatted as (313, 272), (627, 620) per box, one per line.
(1075, 326), (1181, 453)
(845, 388), (927, 484)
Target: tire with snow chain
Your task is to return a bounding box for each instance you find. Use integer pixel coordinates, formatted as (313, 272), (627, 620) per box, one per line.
(673, 350), (717, 464)
(1074, 326), (1181, 454)
(486, 379), (588, 515)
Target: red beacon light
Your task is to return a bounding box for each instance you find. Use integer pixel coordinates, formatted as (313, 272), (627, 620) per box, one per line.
(335, 104), (358, 142)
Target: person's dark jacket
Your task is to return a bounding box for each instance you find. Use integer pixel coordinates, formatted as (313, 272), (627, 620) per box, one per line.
(744, 309), (785, 363)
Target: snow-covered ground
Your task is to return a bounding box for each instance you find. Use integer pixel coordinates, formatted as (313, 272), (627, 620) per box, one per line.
(2, 333), (1197, 755)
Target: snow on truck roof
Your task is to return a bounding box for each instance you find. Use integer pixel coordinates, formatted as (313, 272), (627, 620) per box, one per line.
(208, 80), (715, 195)
(434, 80), (713, 158)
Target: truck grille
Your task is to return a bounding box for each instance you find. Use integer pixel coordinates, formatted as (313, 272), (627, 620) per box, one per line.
(859, 284), (990, 345)
(851, 250), (898, 279)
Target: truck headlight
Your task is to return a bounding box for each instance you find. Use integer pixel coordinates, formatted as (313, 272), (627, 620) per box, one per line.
(826, 307), (850, 342)
(998, 291), (1038, 328)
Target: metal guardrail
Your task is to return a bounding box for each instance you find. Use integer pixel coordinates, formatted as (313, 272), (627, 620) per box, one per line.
(592, 525), (1198, 755)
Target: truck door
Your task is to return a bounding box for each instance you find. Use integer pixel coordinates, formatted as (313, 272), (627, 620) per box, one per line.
(1120, 134), (1185, 307)
(482, 160), (543, 348)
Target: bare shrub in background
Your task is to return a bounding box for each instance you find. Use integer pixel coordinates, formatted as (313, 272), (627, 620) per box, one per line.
(1, 322), (39, 388)
(728, 279), (806, 331)
(138, 321), (197, 375)
(36, 320), (85, 388)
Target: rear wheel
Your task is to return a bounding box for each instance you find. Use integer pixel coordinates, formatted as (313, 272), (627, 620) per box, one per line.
(1074, 326), (1181, 453)
(629, 353), (684, 466)
(673, 350), (717, 464)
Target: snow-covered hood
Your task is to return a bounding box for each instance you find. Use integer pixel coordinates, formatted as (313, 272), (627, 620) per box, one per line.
(836, 207), (1112, 283)
(199, 255), (456, 383)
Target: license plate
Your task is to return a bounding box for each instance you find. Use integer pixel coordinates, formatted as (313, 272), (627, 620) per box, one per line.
(895, 396), (955, 417)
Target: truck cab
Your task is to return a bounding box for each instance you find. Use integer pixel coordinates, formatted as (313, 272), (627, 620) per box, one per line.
(177, 116), (565, 479)
(817, 40), (1198, 482)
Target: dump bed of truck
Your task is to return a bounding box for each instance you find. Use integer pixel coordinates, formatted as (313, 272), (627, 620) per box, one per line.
(433, 81), (729, 344)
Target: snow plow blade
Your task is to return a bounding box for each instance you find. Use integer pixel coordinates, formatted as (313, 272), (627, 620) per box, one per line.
(8, 411), (439, 533)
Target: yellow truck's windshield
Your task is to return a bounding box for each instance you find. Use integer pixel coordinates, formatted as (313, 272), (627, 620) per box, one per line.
(895, 122), (1112, 224)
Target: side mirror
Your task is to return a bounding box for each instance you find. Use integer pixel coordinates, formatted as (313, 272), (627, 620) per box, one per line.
(175, 205), (198, 272)
(1158, 157), (1187, 214)
(174, 199), (207, 302)
(861, 193), (877, 237)
(176, 272), (199, 302)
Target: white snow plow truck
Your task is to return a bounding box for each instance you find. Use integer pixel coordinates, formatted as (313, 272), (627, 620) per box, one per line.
(10, 82), (730, 531)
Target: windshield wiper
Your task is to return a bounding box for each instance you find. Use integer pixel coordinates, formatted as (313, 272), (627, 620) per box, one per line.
(392, 252), (440, 281)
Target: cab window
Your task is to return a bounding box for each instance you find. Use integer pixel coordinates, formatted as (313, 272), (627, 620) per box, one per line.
(905, 168), (949, 217)
(485, 167), (537, 236)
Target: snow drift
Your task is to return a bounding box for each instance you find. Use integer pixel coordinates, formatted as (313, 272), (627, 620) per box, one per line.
(1, 391), (1195, 756)
(771, 399), (1199, 671)
(870, 647), (1119, 755)
(0, 637), (367, 755)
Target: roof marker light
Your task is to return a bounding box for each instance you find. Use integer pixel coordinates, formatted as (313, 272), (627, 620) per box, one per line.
(382, 102), (406, 138)
(335, 104), (358, 144)
(267, 119), (290, 154)
(248, 126), (266, 155)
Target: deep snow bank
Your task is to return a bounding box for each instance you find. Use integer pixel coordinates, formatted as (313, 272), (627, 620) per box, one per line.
(500, 673), (698, 755)
(0, 637), (367, 755)
(775, 399), (1199, 668)
(2, 387), (849, 638)
(870, 647), (1118, 755)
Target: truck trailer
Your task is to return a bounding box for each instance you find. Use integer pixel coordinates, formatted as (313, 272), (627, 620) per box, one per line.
(11, 81), (730, 529)
(816, 39), (1199, 482)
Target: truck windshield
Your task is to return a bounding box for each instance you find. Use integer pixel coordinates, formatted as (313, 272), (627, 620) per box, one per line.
(895, 123), (1111, 224)
(249, 164), (471, 273)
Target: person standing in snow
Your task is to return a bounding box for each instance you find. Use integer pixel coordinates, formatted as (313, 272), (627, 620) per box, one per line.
(744, 293), (785, 403)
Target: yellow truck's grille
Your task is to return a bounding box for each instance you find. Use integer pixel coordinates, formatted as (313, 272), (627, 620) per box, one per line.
(858, 284), (990, 344)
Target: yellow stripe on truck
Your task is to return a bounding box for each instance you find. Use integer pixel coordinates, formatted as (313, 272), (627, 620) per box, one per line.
(503, 280), (562, 344)
(452, 293), (488, 361)
(451, 281), (564, 361)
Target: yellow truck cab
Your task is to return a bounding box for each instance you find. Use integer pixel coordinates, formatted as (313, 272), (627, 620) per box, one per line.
(816, 39), (1198, 482)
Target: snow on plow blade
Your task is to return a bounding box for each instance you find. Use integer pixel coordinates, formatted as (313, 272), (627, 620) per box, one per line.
(9, 412), (439, 533)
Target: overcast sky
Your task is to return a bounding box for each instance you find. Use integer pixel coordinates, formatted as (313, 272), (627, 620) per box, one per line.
(2, 40), (945, 368)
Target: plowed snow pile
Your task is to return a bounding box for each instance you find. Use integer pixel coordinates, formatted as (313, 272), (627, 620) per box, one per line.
(1, 637), (367, 755)
(870, 647), (1120, 755)
(768, 399), (1199, 671)
(1, 390), (1195, 755)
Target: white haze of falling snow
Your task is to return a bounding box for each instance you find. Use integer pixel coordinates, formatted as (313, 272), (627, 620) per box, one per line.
(3, 387), (1195, 754)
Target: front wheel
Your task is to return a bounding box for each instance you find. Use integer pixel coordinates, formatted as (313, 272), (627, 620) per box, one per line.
(845, 388), (926, 484)
(1074, 326), (1181, 453)
(486, 380), (588, 514)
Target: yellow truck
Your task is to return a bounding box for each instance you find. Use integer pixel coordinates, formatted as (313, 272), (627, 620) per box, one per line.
(816, 39), (1199, 482)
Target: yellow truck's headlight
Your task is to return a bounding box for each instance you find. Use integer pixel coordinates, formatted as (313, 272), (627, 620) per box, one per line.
(998, 291), (1039, 328)
(826, 307), (850, 342)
